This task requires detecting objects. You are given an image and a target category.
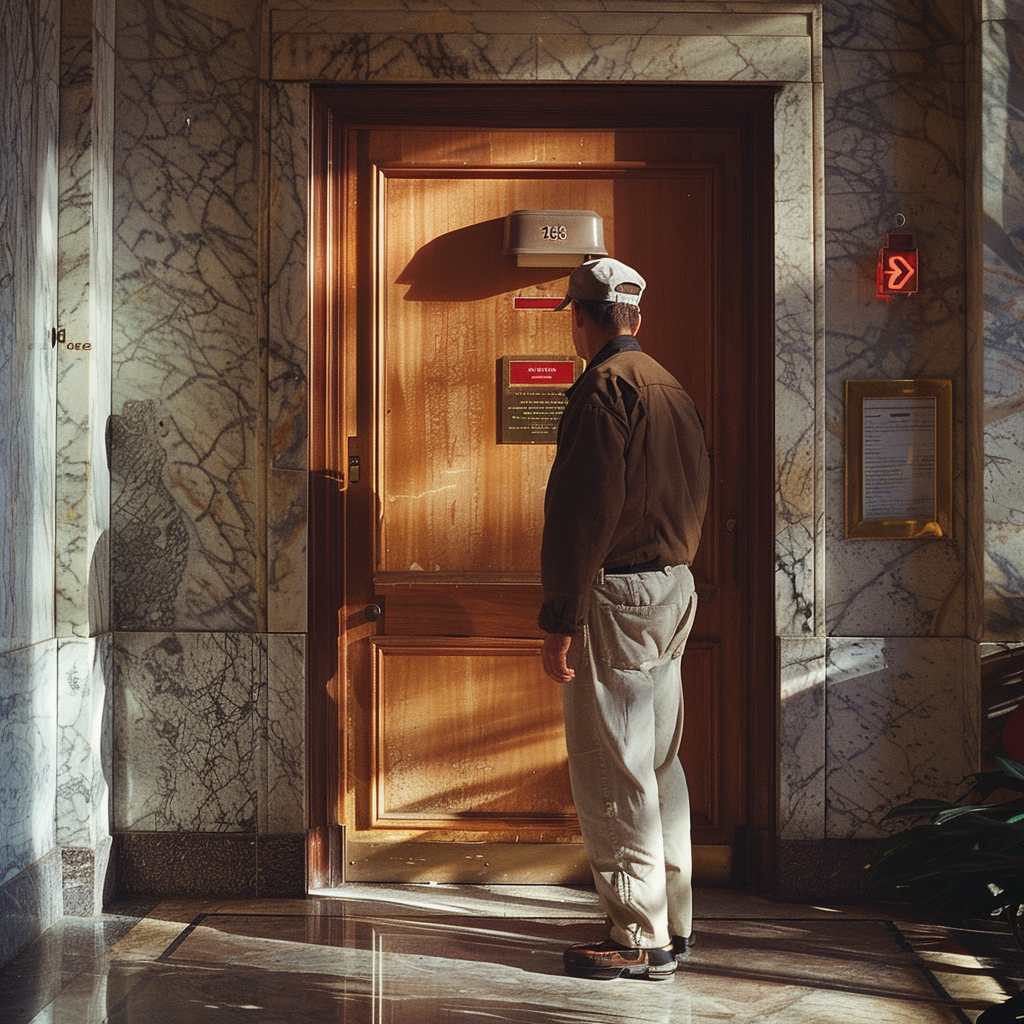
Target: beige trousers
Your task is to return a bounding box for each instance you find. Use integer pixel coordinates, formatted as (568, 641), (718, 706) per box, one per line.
(562, 564), (698, 948)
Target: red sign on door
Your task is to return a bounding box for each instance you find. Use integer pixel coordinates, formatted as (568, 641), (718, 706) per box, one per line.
(876, 233), (919, 297)
(509, 359), (576, 385)
(512, 296), (564, 310)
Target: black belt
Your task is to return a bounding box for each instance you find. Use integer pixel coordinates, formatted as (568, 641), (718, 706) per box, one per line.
(603, 557), (663, 575)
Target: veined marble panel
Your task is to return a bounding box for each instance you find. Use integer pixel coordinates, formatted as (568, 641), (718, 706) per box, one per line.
(57, 16), (98, 637)
(823, 198), (968, 635)
(982, 16), (1024, 639)
(56, 637), (113, 849)
(89, 25), (116, 638)
(537, 33), (809, 83)
(0, 641), (58, 886)
(825, 637), (979, 839)
(111, 0), (262, 632)
(264, 634), (305, 834)
(774, 82), (821, 638)
(271, 7), (814, 41)
(116, 0), (256, 67)
(824, 0), (966, 52)
(779, 637), (826, 840)
(0, 0), (59, 652)
(267, 83), (309, 634)
(824, 46), (965, 202)
(286, 31), (536, 81)
(822, 4), (970, 630)
(113, 632), (262, 832)
(96, 0), (116, 51)
(270, 8), (813, 83)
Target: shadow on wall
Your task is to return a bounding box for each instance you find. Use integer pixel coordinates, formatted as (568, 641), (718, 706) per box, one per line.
(107, 402), (188, 630)
(823, 638), (977, 840)
(396, 217), (567, 302)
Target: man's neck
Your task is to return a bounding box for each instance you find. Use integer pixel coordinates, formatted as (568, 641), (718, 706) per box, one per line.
(587, 334), (641, 369)
(579, 330), (634, 362)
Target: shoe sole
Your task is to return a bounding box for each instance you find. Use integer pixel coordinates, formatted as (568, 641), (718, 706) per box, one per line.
(565, 964), (677, 981)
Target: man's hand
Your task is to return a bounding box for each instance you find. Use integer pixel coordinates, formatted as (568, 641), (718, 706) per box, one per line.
(542, 632), (576, 683)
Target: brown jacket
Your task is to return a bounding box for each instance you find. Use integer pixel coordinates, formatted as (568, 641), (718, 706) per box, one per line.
(538, 337), (710, 636)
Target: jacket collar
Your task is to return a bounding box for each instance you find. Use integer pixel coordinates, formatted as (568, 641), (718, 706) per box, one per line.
(565, 335), (641, 397)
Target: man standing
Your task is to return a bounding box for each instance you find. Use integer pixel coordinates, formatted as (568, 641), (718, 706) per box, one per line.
(539, 258), (710, 981)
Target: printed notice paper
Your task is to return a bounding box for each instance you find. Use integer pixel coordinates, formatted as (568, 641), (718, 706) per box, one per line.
(861, 397), (936, 520)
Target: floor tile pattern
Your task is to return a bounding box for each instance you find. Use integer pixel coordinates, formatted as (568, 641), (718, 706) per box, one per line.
(0, 887), (1019, 1023)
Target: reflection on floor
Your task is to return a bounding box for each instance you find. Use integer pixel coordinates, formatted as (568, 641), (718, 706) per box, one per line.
(1, 885), (1021, 1023)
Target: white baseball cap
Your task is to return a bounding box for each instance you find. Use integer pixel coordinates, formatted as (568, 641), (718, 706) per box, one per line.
(553, 257), (646, 311)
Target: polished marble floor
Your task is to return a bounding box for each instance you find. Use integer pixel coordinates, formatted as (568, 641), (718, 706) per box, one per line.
(1, 885), (1022, 1023)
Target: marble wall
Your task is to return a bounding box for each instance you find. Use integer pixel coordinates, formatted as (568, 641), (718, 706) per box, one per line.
(823, 2), (970, 641)
(790, 0), (979, 844)
(111, 0), (262, 634)
(106, 0), (307, 873)
(102, 0), (987, 868)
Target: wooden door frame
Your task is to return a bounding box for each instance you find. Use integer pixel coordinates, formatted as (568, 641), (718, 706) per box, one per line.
(307, 83), (777, 890)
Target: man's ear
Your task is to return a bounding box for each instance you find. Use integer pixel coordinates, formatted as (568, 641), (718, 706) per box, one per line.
(634, 310), (642, 336)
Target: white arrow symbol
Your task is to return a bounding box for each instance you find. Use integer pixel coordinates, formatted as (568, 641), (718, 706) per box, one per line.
(886, 255), (915, 290)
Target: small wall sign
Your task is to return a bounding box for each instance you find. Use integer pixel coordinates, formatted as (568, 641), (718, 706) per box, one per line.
(876, 232), (919, 298)
(845, 379), (952, 539)
(499, 355), (583, 444)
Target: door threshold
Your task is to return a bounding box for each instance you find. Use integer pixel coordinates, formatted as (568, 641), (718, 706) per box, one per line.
(309, 879), (606, 918)
(343, 841), (732, 885)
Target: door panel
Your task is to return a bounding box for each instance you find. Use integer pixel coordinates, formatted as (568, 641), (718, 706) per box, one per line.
(371, 638), (574, 825)
(342, 126), (748, 878)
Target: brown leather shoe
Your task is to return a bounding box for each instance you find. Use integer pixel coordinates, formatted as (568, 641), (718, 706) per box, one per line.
(563, 939), (677, 980)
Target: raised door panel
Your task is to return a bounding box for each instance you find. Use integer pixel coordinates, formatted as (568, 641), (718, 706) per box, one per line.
(370, 637), (573, 828)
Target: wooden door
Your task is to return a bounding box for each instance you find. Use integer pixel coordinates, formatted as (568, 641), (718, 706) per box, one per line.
(329, 123), (755, 884)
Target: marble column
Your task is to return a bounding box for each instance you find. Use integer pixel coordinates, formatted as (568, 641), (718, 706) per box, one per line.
(0, 0), (62, 964)
(53, 0), (117, 917)
(982, 6), (1024, 641)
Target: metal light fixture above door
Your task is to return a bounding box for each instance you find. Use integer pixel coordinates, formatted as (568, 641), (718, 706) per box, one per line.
(502, 209), (608, 267)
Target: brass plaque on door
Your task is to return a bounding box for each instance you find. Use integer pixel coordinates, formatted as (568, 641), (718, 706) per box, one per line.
(499, 354), (583, 444)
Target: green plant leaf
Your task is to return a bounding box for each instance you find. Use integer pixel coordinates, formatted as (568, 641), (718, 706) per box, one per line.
(970, 768), (1024, 797)
(934, 799), (1024, 825)
(883, 799), (961, 820)
(996, 757), (1024, 782)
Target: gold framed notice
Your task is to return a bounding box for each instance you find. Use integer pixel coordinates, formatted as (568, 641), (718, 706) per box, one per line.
(498, 355), (583, 444)
(845, 379), (952, 539)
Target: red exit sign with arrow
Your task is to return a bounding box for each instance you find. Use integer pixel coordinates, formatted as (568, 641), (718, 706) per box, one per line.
(876, 232), (919, 298)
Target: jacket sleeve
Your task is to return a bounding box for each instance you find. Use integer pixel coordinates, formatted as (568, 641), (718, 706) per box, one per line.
(538, 397), (628, 635)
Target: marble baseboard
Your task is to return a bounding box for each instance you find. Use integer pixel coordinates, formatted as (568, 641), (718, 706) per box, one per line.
(61, 839), (112, 918)
(779, 638), (826, 841)
(112, 832), (305, 899)
(0, 849), (63, 968)
(773, 838), (889, 904)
